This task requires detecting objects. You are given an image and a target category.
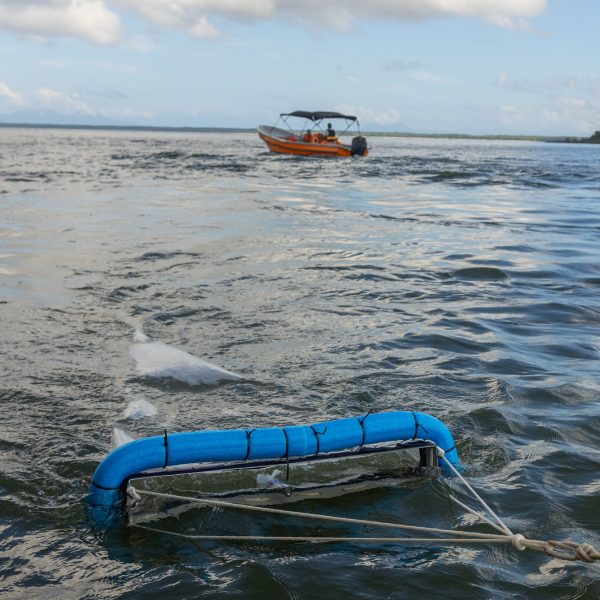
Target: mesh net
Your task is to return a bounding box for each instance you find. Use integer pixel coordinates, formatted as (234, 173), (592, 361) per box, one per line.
(126, 443), (436, 525)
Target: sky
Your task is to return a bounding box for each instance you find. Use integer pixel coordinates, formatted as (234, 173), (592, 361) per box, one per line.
(0, 0), (598, 135)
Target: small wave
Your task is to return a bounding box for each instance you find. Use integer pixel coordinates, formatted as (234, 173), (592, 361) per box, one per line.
(303, 264), (387, 272)
(185, 162), (251, 173)
(153, 307), (205, 322)
(4, 174), (50, 182)
(107, 284), (151, 301)
(509, 269), (561, 280)
(518, 178), (560, 189)
(452, 267), (508, 281)
(472, 301), (600, 326)
(369, 213), (419, 223)
(187, 152), (214, 159)
(494, 244), (537, 253)
(136, 250), (200, 262)
(152, 150), (186, 160)
(130, 339), (243, 385)
(582, 277), (600, 286)
(430, 170), (471, 181)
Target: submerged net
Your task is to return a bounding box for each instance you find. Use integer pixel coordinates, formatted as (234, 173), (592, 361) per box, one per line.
(126, 442), (436, 525)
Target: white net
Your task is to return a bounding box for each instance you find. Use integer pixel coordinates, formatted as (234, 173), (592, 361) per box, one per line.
(127, 442), (436, 524)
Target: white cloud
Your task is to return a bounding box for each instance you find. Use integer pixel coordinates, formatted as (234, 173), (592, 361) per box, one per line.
(39, 57), (137, 75)
(499, 94), (600, 134)
(125, 33), (157, 53)
(385, 59), (454, 85)
(497, 72), (600, 97)
(0, 0), (121, 44)
(560, 96), (586, 109)
(189, 17), (219, 39)
(541, 108), (559, 123)
(0, 81), (24, 106)
(115, 0), (276, 25)
(494, 72), (600, 133)
(0, 79), (155, 123)
(275, 0), (546, 30)
(34, 87), (97, 115)
(99, 106), (156, 120)
(484, 15), (533, 32)
(406, 69), (454, 85)
(337, 104), (402, 125)
(0, 0), (546, 44)
(499, 104), (524, 125)
(113, 0), (271, 38)
(385, 59), (424, 72)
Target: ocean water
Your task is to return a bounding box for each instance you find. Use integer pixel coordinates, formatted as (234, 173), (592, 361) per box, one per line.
(1, 128), (600, 598)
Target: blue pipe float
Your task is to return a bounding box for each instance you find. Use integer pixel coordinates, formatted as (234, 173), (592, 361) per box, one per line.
(86, 410), (460, 527)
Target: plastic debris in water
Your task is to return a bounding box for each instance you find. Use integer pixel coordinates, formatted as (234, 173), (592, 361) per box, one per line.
(123, 398), (158, 419)
(129, 339), (243, 385)
(111, 427), (135, 449)
(256, 469), (286, 488)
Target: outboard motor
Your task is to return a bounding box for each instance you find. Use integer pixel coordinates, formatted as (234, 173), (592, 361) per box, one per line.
(350, 136), (368, 156)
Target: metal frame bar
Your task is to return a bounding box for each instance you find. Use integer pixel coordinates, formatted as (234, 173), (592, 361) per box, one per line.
(125, 439), (437, 488)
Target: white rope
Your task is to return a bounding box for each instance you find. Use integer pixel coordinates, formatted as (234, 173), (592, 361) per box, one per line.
(130, 522), (513, 546)
(132, 488), (508, 541)
(438, 450), (513, 536)
(127, 451), (600, 564)
(129, 522), (600, 561)
(448, 495), (508, 535)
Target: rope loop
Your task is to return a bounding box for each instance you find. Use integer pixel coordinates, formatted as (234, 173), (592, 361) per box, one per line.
(575, 543), (597, 564)
(543, 540), (598, 563)
(511, 534), (526, 551)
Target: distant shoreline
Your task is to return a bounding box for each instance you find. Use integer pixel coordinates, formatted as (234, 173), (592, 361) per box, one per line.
(0, 122), (252, 134)
(0, 121), (592, 143)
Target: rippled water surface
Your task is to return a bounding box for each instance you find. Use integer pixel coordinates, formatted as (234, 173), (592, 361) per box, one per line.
(1, 128), (600, 598)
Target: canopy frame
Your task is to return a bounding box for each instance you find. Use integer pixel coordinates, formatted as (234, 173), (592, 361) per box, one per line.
(273, 111), (362, 138)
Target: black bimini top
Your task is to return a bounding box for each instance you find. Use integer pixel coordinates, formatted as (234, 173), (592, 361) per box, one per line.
(281, 111), (357, 122)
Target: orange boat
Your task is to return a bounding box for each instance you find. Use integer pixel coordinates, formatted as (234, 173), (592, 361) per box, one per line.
(258, 111), (368, 157)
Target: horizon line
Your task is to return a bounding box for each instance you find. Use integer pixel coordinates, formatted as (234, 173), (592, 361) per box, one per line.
(0, 121), (579, 142)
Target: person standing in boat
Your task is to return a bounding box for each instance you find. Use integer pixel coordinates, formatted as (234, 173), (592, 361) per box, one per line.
(325, 123), (337, 142)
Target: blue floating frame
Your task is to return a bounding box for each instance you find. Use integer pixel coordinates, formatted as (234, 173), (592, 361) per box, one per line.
(86, 410), (460, 527)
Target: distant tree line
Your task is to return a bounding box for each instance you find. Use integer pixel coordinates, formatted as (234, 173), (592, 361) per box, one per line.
(561, 130), (600, 144)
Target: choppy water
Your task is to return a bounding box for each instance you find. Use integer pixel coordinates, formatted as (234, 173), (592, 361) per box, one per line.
(1, 128), (600, 599)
